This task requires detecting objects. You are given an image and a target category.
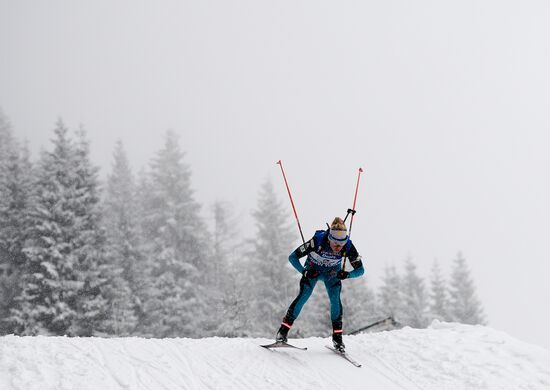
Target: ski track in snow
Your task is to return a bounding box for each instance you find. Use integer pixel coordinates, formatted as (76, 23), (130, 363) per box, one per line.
(2, 322), (550, 390)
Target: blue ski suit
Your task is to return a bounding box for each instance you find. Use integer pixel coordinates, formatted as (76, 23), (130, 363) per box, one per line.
(282, 229), (365, 332)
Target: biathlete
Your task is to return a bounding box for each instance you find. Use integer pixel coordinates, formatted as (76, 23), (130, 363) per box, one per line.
(275, 217), (365, 351)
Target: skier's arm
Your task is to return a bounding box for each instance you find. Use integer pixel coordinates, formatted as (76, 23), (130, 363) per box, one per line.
(346, 244), (365, 279)
(288, 237), (315, 274)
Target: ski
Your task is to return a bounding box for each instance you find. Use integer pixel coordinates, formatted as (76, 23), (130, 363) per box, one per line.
(325, 345), (362, 367)
(260, 341), (307, 351)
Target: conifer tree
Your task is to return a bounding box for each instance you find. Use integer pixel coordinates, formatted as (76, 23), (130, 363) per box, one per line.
(216, 271), (249, 337)
(0, 110), (33, 334)
(67, 127), (110, 336)
(101, 140), (141, 335)
(429, 260), (450, 322)
(378, 264), (403, 321)
(247, 179), (296, 337)
(211, 201), (233, 292)
(0, 110), (20, 265)
(400, 258), (429, 328)
(448, 252), (486, 325)
(200, 201), (229, 336)
(10, 120), (79, 334)
(210, 201), (249, 337)
(10, 121), (108, 336)
(139, 131), (208, 337)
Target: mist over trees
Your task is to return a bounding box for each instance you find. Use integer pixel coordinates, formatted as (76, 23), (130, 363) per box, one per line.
(0, 110), (486, 337)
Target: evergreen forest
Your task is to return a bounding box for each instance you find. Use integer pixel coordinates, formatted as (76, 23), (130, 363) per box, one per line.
(0, 109), (486, 338)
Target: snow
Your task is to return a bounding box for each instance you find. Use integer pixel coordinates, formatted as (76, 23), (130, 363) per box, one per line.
(2, 322), (550, 390)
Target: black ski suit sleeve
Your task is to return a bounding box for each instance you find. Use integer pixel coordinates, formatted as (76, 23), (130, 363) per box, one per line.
(346, 243), (365, 278)
(288, 237), (316, 273)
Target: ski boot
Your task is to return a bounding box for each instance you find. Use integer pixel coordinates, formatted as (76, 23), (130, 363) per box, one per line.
(332, 332), (345, 352)
(275, 324), (290, 343)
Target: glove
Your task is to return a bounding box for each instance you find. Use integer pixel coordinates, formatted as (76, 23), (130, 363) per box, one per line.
(303, 269), (320, 279)
(336, 270), (349, 280)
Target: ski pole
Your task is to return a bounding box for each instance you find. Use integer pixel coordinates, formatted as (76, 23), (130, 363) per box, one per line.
(343, 167), (364, 271)
(348, 167), (363, 237)
(276, 160), (305, 244)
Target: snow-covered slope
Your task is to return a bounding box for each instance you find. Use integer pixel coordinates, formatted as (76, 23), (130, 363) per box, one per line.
(2, 322), (550, 390)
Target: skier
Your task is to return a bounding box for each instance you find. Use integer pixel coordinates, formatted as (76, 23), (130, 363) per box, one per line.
(275, 217), (365, 351)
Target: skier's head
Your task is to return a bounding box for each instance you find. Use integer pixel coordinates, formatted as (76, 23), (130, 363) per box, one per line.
(328, 217), (348, 251)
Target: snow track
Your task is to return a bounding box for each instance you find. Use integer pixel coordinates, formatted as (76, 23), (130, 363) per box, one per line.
(2, 322), (550, 390)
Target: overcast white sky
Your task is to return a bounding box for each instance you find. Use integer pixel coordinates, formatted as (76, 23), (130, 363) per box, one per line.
(1, 1), (550, 349)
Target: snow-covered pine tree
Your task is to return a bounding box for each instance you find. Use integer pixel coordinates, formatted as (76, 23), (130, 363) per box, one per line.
(0, 144), (33, 335)
(216, 270), (249, 337)
(133, 167), (152, 336)
(449, 252), (486, 325)
(0, 110), (20, 266)
(101, 140), (141, 335)
(10, 120), (81, 335)
(429, 260), (450, 322)
(0, 110), (33, 334)
(139, 131), (208, 338)
(247, 179), (296, 337)
(9, 121), (109, 336)
(210, 201), (249, 337)
(65, 127), (110, 336)
(210, 201), (233, 297)
(0, 109), (17, 327)
(448, 252), (486, 325)
(400, 258), (429, 328)
(378, 264), (404, 322)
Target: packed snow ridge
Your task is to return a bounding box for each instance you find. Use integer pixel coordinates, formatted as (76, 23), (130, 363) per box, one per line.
(2, 321), (550, 390)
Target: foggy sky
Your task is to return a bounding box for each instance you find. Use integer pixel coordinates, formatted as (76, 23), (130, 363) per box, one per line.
(1, 1), (550, 348)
